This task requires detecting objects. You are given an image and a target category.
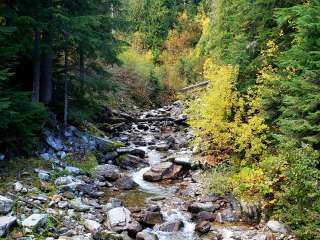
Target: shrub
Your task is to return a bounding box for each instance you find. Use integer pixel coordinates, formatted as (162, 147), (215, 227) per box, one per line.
(0, 89), (48, 154)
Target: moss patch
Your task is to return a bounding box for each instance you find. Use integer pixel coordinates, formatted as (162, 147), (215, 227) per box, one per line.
(64, 152), (98, 174)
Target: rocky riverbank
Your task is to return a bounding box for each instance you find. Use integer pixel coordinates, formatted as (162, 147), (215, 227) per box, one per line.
(0, 102), (296, 240)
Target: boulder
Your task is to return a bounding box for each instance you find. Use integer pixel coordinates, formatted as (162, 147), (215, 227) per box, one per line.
(116, 147), (146, 158)
(142, 211), (163, 226)
(22, 214), (48, 229)
(0, 216), (17, 237)
(0, 195), (13, 214)
(46, 135), (64, 151)
(266, 220), (289, 234)
(84, 219), (101, 235)
(136, 231), (159, 240)
(115, 176), (138, 190)
(195, 211), (215, 222)
(95, 164), (120, 181)
(143, 162), (183, 182)
(106, 207), (131, 232)
(188, 202), (220, 213)
(116, 154), (147, 169)
(158, 220), (184, 232)
(195, 221), (211, 234)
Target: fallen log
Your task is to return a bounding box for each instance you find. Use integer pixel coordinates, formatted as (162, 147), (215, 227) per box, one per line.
(179, 81), (209, 93)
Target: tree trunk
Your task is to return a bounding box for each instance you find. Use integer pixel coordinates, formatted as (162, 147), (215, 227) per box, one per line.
(40, 31), (53, 104)
(79, 45), (85, 91)
(64, 43), (69, 127)
(32, 30), (41, 102)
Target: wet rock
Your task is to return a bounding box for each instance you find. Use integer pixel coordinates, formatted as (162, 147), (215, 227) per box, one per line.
(143, 162), (183, 182)
(22, 214), (48, 229)
(117, 154), (147, 170)
(0, 216), (17, 237)
(0, 154), (5, 161)
(95, 164), (120, 181)
(0, 195), (13, 214)
(106, 207), (132, 232)
(188, 202), (220, 213)
(115, 176), (138, 190)
(155, 144), (169, 151)
(195, 221), (211, 234)
(266, 220), (289, 234)
(136, 231), (159, 240)
(173, 155), (192, 168)
(84, 219), (101, 235)
(158, 220), (184, 232)
(142, 211), (163, 226)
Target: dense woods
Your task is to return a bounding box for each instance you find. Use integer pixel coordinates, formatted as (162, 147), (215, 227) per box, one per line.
(0, 0), (319, 239)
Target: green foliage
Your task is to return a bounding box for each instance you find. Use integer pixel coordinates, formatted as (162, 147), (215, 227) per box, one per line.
(270, 143), (320, 240)
(0, 24), (47, 154)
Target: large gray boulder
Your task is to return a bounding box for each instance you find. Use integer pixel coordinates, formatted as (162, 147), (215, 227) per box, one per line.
(95, 164), (120, 181)
(143, 162), (183, 182)
(115, 176), (138, 190)
(0, 216), (17, 237)
(106, 207), (131, 232)
(0, 195), (13, 214)
(266, 220), (289, 234)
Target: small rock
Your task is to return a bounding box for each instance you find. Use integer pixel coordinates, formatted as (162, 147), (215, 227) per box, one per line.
(54, 176), (75, 186)
(70, 198), (91, 212)
(58, 201), (69, 209)
(14, 182), (24, 192)
(0, 154), (5, 161)
(38, 171), (50, 181)
(0, 216), (17, 237)
(22, 214), (48, 229)
(266, 220), (289, 234)
(0, 195), (13, 214)
(65, 166), (83, 175)
(143, 162), (183, 182)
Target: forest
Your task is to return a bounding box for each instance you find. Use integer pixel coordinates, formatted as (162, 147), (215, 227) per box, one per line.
(0, 0), (319, 239)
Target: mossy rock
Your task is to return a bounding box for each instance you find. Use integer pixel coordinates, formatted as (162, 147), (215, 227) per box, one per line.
(96, 230), (123, 240)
